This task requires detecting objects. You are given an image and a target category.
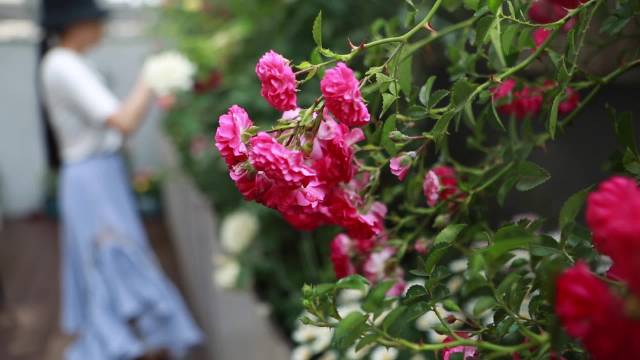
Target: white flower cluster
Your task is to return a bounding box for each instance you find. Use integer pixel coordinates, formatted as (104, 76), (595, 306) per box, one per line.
(291, 287), (406, 360)
(143, 51), (196, 96)
(211, 210), (259, 290)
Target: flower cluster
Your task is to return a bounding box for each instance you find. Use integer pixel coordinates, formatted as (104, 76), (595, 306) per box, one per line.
(215, 51), (400, 290)
(528, 0), (582, 47)
(555, 177), (640, 359)
(491, 79), (580, 119)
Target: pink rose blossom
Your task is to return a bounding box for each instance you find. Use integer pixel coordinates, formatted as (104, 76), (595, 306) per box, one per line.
(442, 335), (477, 360)
(423, 170), (442, 207)
(528, 0), (568, 24)
(586, 176), (640, 294)
(533, 28), (552, 48)
(248, 132), (316, 188)
(229, 163), (258, 200)
(491, 79), (517, 101)
(558, 87), (580, 115)
(255, 50), (297, 111)
(282, 108), (301, 121)
(320, 62), (370, 127)
(215, 105), (253, 166)
(424, 166), (460, 207)
(311, 118), (364, 185)
(363, 247), (395, 282)
(554, 262), (640, 359)
(331, 234), (356, 279)
(389, 152), (416, 181)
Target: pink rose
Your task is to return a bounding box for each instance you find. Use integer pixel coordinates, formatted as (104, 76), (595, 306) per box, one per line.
(555, 262), (638, 360)
(248, 132), (316, 188)
(389, 152), (416, 181)
(533, 28), (552, 49)
(586, 176), (640, 294)
(320, 62), (370, 127)
(311, 118), (364, 185)
(215, 105), (253, 166)
(424, 166), (460, 207)
(528, 0), (568, 24)
(558, 87), (580, 115)
(331, 234), (356, 279)
(491, 79), (517, 101)
(255, 50), (297, 111)
(442, 335), (477, 360)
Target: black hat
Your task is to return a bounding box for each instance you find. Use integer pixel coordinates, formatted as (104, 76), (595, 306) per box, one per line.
(40, 0), (109, 31)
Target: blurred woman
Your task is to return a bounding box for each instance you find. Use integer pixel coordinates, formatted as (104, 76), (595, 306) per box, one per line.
(38, 0), (202, 359)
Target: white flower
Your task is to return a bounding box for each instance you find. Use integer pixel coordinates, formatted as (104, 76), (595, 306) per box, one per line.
(309, 327), (332, 353)
(143, 51), (196, 96)
(318, 351), (339, 360)
(220, 210), (259, 254)
(211, 255), (240, 289)
(337, 303), (363, 319)
(446, 275), (463, 294)
(345, 344), (372, 359)
(448, 258), (468, 273)
(291, 346), (313, 360)
(292, 321), (332, 354)
(370, 346), (399, 360)
(338, 288), (367, 304)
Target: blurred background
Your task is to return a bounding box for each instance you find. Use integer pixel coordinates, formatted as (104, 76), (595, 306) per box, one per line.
(0, 0), (639, 359)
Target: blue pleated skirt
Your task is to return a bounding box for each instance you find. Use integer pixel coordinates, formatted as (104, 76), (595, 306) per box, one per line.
(59, 153), (202, 360)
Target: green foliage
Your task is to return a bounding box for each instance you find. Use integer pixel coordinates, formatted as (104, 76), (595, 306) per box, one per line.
(158, 0), (640, 357)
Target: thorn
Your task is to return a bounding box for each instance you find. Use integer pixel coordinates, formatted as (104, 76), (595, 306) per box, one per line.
(348, 38), (365, 51)
(348, 38), (358, 50)
(424, 22), (437, 33)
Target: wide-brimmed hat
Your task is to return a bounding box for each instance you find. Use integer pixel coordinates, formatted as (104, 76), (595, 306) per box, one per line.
(40, 0), (109, 31)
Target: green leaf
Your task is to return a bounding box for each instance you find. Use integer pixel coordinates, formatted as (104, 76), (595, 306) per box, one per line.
(443, 299), (462, 313)
(515, 161), (550, 191)
(501, 24), (519, 56)
(428, 89), (450, 110)
(333, 312), (367, 350)
(424, 244), (450, 274)
(490, 101), (506, 131)
(431, 111), (456, 143)
(398, 56), (413, 97)
(451, 79), (477, 110)
(382, 305), (407, 331)
(419, 76), (436, 107)
(559, 187), (590, 230)
(312, 11), (323, 48)
(488, 0), (504, 14)
(548, 93), (561, 139)
(463, 0), (480, 10)
(434, 224), (467, 245)
(489, 19), (506, 68)
(473, 296), (496, 316)
(336, 275), (370, 293)
(362, 280), (395, 313)
(381, 93), (398, 117)
(355, 333), (379, 352)
(381, 114), (398, 155)
(475, 16), (494, 46)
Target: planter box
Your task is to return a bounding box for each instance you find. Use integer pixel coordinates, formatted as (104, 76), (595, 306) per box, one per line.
(159, 136), (290, 360)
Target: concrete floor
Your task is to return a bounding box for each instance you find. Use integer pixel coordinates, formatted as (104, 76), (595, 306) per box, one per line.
(0, 216), (194, 360)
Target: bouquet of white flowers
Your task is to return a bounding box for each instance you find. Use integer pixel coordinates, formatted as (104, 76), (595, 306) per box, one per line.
(143, 51), (195, 96)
